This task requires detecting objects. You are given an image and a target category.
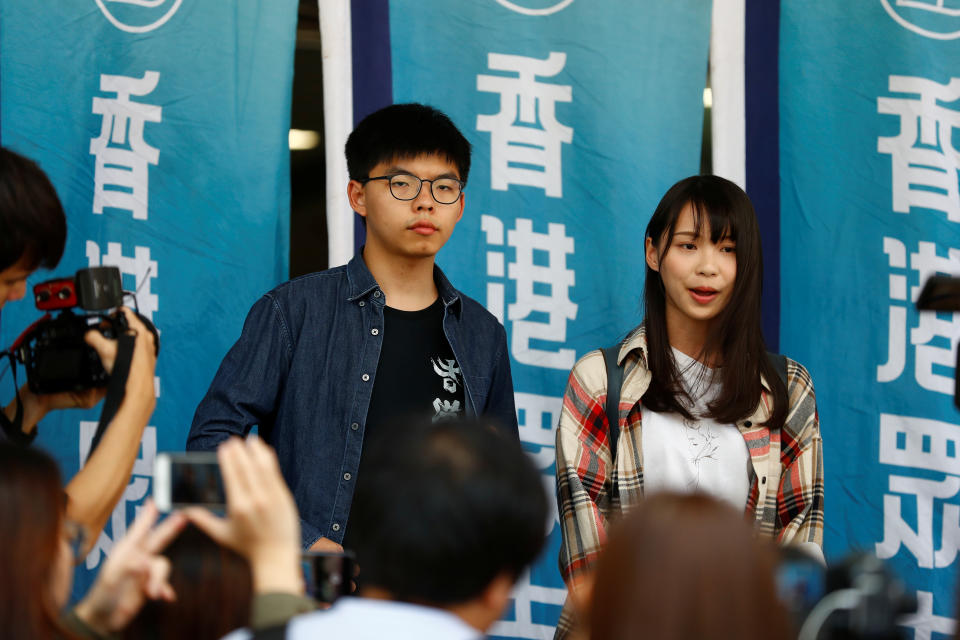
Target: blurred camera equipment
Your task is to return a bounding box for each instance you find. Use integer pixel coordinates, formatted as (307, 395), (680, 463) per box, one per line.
(789, 553), (916, 640)
(915, 275), (960, 410)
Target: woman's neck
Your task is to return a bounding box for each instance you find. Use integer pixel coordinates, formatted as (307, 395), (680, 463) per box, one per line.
(664, 308), (718, 366)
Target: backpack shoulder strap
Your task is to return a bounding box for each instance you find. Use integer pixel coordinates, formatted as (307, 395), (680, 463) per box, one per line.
(601, 344), (624, 460)
(767, 351), (788, 386)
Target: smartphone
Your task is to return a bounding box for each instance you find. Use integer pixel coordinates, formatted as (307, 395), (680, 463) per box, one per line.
(301, 550), (356, 604)
(153, 451), (225, 512)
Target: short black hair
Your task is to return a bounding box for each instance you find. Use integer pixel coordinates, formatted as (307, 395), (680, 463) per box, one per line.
(345, 103), (472, 184)
(0, 147), (67, 272)
(350, 418), (547, 605)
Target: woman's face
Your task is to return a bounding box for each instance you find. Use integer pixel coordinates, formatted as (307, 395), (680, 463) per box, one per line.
(645, 203), (737, 339)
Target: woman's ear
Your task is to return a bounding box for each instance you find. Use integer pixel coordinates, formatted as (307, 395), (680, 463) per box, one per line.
(645, 237), (660, 272)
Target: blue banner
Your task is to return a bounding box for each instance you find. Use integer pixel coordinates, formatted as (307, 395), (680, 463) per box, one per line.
(383, 1), (711, 636)
(780, 2), (960, 636)
(0, 0), (297, 599)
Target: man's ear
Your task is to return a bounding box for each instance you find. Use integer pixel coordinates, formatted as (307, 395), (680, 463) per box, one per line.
(348, 180), (366, 217)
(455, 192), (465, 223)
(645, 236), (660, 272)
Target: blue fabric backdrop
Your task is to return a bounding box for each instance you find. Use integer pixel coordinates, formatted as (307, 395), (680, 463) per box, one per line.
(780, 1), (960, 635)
(0, 0), (297, 600)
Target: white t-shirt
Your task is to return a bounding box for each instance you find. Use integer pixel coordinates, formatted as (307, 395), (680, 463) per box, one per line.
(641, 348), (751, 509)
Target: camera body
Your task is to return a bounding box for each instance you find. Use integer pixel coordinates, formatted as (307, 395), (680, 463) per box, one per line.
(14, 267), (127, 394)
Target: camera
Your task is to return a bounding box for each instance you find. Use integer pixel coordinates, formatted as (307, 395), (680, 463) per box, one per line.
(779, 552), (916, 640)
(11, 266), (143, 394)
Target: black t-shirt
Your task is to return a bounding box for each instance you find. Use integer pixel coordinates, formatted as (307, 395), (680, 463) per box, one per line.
(363, 298), (465, 441)
(345, 298), (464, 555)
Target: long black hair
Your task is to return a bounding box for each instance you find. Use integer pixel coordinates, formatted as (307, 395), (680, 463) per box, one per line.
(640, 175), (787, 430)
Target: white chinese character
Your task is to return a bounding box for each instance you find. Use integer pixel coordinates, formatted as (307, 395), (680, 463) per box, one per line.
(506, 217), (577, 370)
(876, 238), (960, 394)
(90, 71), (162, 220)
(431, 358), (461, 393)
(432, 398), (461, 421)
(878, 75), (960, 223)
(878, 238), (908, 382)
(899, 590), (957, 640)
(911, 242), (960, 394)
(489, 568), (569, 640)
(81, 423), (156, 569)
(86, 240), (159, 321)
(477, 52), (573, 198)
(482, 214), (507, 323)
(875, 473), (960, 568)
(880, 413), (960, 476)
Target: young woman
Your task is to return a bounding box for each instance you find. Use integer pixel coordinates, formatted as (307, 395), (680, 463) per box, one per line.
(0, 443), (186, 639)
(554, 175), (824, 638)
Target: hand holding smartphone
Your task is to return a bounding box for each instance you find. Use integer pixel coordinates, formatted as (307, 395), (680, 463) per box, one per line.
(153, 452), (226, 512)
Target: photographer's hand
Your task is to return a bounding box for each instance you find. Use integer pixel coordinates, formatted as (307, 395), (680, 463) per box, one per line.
(185, 436), (304, 596)
(65, 307), (159, 553)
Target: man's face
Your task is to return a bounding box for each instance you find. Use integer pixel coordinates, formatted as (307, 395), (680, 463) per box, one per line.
(348, 154), (465, 261)
(0, 255), (35, 311)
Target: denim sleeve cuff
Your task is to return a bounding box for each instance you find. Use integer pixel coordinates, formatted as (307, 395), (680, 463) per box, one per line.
(300, 517), (323, 550)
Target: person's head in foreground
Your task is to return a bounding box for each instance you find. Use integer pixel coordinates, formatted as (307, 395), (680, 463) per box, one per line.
(350, 417), (547, 632)
(589, 492), (791, 640)
(0, 443), (75, 638)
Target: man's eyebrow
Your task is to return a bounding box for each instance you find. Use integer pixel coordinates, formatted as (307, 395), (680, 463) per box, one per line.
(386, 166), (460, 180)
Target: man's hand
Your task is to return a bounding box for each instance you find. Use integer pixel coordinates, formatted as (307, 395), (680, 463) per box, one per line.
(74, 500), (187, 634)
(309, 537), (344, 553)
(186, 436), (303, 595)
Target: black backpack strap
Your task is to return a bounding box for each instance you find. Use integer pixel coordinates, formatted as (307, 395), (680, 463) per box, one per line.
(251, 623), (288, 640)
(601, 344), (624, 460)
(767, 351), (788, 387)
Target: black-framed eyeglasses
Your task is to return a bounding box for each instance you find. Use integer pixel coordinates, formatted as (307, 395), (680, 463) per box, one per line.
(359, 173), (464, 205)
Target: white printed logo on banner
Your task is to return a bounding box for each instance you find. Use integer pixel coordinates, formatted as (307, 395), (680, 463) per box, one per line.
(477, 52), (573, 198)
(90, 72), (163, 220)
(881, 0), (960, 40)
(494, 0), (574, 16)
(95, 0), (183, 34)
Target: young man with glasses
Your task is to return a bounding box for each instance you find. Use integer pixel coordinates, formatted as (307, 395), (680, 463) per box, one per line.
(187, 103), (518, 554)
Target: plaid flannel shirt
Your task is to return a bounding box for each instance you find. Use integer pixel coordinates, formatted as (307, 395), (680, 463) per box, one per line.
(553, 325), (824, 638)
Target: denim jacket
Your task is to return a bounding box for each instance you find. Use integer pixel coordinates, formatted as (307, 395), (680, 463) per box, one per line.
(187, 254), (518, 548)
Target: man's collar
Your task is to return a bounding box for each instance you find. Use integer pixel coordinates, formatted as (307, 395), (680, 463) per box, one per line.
(345, 251), (462, 316)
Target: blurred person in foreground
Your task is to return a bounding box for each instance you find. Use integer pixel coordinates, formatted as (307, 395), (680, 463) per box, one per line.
(0, 146), (159, 552)
(588, 492), (791, 640)
(205, 418), (548, 640)
(122, 524), (253, 640)
(0, 442), (187, 639)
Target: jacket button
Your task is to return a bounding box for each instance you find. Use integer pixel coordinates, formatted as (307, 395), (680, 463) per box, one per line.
(361, 374), (370, 381)
(744, 421), (752, 427)
(351, 422), (359, 431)
(374, 290), (381, 298)
(332, 523), (341, 532)
(358, 301), (365, 307)
(371, 328), (379, 336)
(343, 472), (352, 481)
